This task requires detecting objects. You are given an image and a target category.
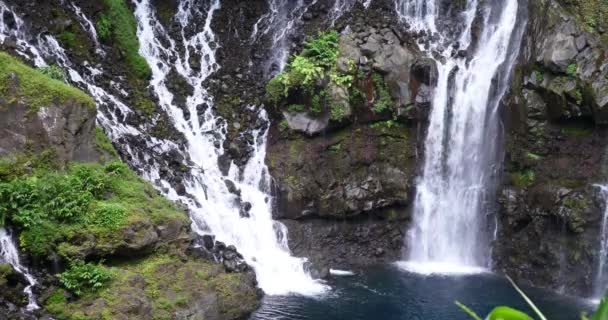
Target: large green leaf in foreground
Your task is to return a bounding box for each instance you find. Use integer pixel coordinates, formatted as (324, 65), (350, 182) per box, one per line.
(487, 307), (533, 320)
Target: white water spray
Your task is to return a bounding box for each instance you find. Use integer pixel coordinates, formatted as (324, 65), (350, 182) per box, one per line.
(0, 228), (39, 311)
(594, 184), (608, 299)
(133, 0), (327, 295)
(395, 0), (522, 273)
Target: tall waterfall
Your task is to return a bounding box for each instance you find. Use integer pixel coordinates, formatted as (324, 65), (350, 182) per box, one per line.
(0, 0), (326, 296)
(594, 184), (608, 299)
(133, 0), (326, 295)
(0, 228), (39, 311)
(395, 0), (524, 273)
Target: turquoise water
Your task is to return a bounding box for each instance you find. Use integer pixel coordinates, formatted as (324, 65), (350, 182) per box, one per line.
(251, 265), (595, 320)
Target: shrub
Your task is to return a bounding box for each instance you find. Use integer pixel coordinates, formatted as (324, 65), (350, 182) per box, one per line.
(330, 103), (349, 121)
(59, 31), (77, 49)
(39, 65), (66, 82)
(372, 73), (394, 113)
(96, 14), (112, 42)
(59, 260), (111, 296)
(89, 203), (127, 229)
(265, 31), (338, 105)
(567, 63), (578, 76)
(287, 104), (306, 113)
(289, 56), (324, 89)
(101, 0), (151, 80)
(301, 31), (340, 68)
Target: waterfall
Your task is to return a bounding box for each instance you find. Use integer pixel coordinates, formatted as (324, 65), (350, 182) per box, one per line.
(594, 184), (608, 299)
(0, 228), (39, 311)
(133, 0), (327, 295)
(250, 0), (319, 76)
(395, 0), (524, 273)
(0, 0), (325, 296)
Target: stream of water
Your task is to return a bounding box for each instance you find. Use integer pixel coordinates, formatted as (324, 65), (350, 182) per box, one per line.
(0, 228), (39, 311)
(396, 0), (525, 273)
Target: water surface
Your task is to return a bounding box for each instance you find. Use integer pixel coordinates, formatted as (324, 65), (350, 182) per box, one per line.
(251, 265), (595, 320)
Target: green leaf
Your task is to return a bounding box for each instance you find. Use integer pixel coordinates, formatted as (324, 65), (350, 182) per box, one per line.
(488, 306), (533, 320)
(455, 301), (483, 320)
(506, 276), (547, 320)
(591, 297), (608, 320)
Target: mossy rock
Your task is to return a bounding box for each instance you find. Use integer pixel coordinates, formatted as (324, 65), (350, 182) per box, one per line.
(0, 52), (94, 111)
(45, 255), (260, 320)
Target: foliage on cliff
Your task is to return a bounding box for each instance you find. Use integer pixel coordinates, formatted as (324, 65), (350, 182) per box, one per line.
(266, 31), (395, 123)
(97, 0), (151, 80)
(0, 52), (94, 111)
(93, 0), (155, 114)
(0, 159), (187, 258)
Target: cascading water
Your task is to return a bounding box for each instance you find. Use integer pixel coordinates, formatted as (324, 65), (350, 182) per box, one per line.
(328, 0), (373, 26)
(250, 0), (319, 75)
(594, 184), (608, 299)
(133, 0), (327, 295)
(0, 0), (325, 297)
(395, 0), (524, 273)
(0, 228), (39, 311)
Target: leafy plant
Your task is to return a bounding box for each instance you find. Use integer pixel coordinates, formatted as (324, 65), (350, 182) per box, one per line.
(330, 103), (349, 121)
(59, 31), (77, 49)
(59, 260), (111, 296)
(96, 14), (112, 41)
(287, 104), (306, 113)
(311, 93), (324, 115)
(290, 56), (324, 88)
(301, 31), (340, 68)
(89, 203), (127, 230)
(101, 0), (151, 79)
(39, 65), (66, 82)
(567, 63), (578, 77)
(331, 73), (353, 88)
(372, 73), (394, 113)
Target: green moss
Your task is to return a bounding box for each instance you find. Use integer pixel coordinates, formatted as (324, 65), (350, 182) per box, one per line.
(561, 0), (608, 38)
(287, 104), (306, 113)
(45, 255), (257, 320)
(567, 63), (578, 76)
(100, 0), (152, 80)
(511, 170), (536, 188)
(330, 103), (349, 121)
(0, 52), (95, 111)
(95, 15), (112, 42)
(39, 65), (67, 82)
(561, 122), (594, 137)
(95, 127), (119, 160)
(372, 72), (394, 114)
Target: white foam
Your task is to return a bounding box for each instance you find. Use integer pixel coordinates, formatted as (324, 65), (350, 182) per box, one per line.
(330, 269), (356, 276)
(395, 261), (489, 276)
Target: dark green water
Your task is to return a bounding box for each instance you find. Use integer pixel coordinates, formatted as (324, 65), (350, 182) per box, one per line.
(251, 265), (596, 320)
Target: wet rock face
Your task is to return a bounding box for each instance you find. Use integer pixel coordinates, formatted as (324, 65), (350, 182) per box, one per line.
(0, 73), (99, 165)
(284, 217), (407, 270)
(267, 124), (416, 220)
(497, 0), (608, 296)
(0, 264), (32, 319)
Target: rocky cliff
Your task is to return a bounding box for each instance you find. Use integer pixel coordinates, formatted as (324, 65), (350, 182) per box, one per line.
(496, 0), (608, 296)
(0, 50), (259, 319)
(0, 0), (608, 314)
